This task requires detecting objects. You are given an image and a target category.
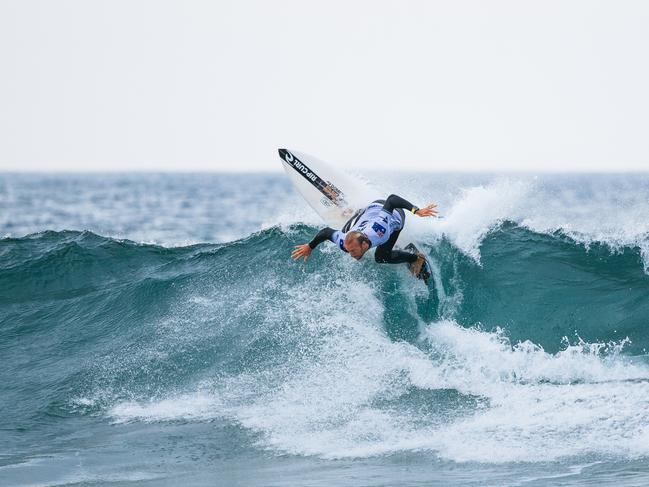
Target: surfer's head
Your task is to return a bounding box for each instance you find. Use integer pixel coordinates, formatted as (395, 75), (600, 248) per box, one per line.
(344, 231), (371, 260)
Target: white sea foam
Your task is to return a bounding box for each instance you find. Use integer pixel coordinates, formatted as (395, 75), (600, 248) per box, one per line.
(418, 322), (649, 462)
(433, 179), (531, 262)
(107, 264), (649, 463)
(110, 391), (221, 423)
(238, 319), (649, 462)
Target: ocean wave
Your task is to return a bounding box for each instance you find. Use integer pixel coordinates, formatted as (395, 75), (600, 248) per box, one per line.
(2, 225), (649, 463)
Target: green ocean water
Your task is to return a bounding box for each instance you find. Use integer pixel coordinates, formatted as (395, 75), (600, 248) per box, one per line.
(2, 173), (649, 486)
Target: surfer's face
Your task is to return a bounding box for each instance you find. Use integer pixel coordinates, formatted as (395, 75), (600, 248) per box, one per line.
(346, 239), (369, 260)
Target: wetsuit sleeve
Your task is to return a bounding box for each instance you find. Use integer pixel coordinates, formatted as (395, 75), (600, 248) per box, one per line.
(383, 194), (418, 214)
(308, 227), (336, 249)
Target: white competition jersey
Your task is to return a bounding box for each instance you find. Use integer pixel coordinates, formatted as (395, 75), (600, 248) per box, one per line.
(330, 202), (404, 252)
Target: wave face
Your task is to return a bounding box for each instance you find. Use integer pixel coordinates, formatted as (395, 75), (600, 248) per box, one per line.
(2, 223), (649, 466)
(433, 222), (649, 354)
(2, 173), (649, 485)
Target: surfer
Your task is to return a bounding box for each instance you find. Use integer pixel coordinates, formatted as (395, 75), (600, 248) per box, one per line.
(291, 194), (438, 278)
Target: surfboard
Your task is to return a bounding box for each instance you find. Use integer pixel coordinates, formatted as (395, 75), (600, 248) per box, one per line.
(278, 148), (430, 285)
(277, 149), (377, 228)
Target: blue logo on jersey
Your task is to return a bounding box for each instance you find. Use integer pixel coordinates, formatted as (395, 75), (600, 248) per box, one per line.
(338, 239), (348, 252)
(372, 222), (387, 237)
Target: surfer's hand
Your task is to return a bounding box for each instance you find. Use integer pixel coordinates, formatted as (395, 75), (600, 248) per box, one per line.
(292, 244), (312, 262)
(415, 203), (438, 218)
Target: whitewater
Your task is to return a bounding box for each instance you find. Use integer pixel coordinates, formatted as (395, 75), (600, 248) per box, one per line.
(2, 172), (649, 486)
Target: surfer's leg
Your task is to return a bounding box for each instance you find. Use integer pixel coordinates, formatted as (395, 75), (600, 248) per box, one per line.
(375, 229), (417, 264)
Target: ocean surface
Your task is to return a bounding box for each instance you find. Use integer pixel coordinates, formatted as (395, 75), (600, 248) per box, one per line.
(2, 171), (649, 486)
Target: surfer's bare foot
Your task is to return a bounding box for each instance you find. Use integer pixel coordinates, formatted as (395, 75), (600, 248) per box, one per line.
(409, 253), (426, 277)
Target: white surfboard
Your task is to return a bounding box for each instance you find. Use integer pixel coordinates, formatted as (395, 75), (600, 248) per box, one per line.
(277, 149), (377, 228)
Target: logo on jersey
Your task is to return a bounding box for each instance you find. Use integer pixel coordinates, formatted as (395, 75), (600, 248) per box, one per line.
(338, 239), (348, 252)
(372, 222), (387, 237)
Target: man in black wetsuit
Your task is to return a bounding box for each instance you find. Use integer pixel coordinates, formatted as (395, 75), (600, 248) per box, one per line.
(292, 194), (438, 277)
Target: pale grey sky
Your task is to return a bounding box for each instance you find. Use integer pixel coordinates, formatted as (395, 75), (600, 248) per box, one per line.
(1, 0), (648, 172)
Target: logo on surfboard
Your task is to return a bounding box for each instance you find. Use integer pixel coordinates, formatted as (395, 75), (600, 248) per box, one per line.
(281, 150), (318, 183)
(278, 149), (348, 207)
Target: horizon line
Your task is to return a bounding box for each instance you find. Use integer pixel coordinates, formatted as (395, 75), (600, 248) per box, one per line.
(2, 168), (649, 175)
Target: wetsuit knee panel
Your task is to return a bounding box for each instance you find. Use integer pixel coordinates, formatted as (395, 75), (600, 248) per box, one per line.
(375, 248), (389, 263)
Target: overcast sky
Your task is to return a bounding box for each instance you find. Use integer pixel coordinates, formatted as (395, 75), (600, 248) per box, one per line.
(1, 0), (648, 172)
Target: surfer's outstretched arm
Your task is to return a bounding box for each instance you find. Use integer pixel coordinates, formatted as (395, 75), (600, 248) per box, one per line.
(308, 227), (335, 249)
(383, 194), (418, 213)
(292, 227), (337, 262)
(383, 194), (438, 217)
